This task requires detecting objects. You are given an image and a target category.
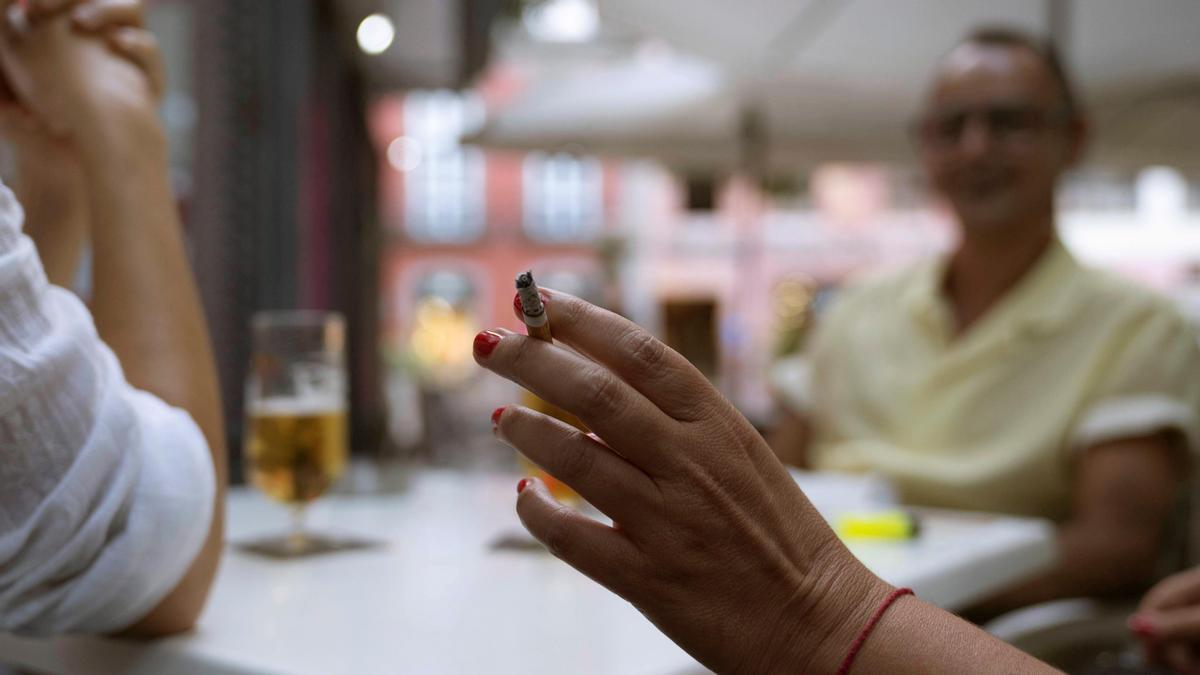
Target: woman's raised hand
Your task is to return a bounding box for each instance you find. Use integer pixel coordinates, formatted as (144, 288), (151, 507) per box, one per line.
(474, 289), (889, 674)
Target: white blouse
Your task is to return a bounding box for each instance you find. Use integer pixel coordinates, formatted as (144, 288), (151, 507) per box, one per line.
(0, 181), (214, 635)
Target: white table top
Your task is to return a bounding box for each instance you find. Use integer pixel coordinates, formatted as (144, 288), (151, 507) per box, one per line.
(0, 470), (1056, 675)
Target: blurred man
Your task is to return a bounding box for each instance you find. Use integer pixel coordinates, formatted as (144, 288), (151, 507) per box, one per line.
(0, 0), (225, 635)
(771, 28), (1200, 614)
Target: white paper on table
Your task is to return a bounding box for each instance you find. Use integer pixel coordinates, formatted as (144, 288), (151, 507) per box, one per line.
(788, 469), (899, 521)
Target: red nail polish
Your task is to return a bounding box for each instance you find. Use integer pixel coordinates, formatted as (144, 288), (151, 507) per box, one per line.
(517, 478), (529, 494)
(491, 406), (506, 429)
(1128, 615), (1158, 639)
(473, 330), (502, 358)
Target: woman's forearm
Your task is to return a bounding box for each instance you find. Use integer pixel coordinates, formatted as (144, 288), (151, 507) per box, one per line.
(11, 157), (89, 288)
(855, 596), (1061, 674)
(76, 104), (227, 636)
(775, 568), (1059, 674)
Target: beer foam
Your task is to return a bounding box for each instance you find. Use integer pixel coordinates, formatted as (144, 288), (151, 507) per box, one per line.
(250, 397), (346, 416)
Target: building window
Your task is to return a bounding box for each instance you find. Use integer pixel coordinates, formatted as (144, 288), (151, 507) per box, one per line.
(522, 152), (603, 242)
(404, 91), (486, 243)
(763, 172), (813, 211)
(531, 268), (602, 304)
(684, 174), (718, 212)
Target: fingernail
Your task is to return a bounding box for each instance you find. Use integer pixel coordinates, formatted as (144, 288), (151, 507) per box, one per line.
(1128, 614), (1158, 639)
(517, 478), (529, 494)
(473, 330), (502, 358)
(491, 406), (506, 430)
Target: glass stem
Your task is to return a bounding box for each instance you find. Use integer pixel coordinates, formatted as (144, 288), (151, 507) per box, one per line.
(288, 504), (307, 551)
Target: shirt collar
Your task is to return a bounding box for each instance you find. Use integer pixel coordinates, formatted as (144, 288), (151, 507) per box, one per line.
(904, 237), (1085, 343)
(902, 257), (952, 338)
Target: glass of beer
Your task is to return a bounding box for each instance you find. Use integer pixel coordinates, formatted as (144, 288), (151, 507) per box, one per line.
(518, 390), (582, 505)
(243, 311), (348, 557)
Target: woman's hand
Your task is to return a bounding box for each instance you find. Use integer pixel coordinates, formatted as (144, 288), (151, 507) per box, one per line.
(0, 0), (163, 153)
(474, 289), (890, 674)
(0, 0), (164, 286)
(1132, 567), (1200, 673)
(0, 0), (159, 141)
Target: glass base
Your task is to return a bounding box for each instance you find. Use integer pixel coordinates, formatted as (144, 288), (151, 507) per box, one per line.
(235, 531), (382, 559)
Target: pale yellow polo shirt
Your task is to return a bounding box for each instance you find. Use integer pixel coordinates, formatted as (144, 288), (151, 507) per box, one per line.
(795, 238), (1200, 521)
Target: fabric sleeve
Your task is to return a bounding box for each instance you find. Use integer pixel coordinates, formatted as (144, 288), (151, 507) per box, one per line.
(0, 182), (214, 635)
(1070, 303), (1200, 455)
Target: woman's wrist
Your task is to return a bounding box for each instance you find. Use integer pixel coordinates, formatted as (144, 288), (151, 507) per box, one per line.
(73, 104), (166, 172)
(771, 553), (893, 674)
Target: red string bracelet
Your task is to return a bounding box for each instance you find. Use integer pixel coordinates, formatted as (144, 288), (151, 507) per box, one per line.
(835, 587), (914, 675)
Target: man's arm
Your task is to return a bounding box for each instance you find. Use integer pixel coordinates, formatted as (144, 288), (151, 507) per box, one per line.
(973, 432), (1184, 617)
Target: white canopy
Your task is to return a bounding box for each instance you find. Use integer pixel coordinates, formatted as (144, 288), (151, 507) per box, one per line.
(467, 0), (1200, 173)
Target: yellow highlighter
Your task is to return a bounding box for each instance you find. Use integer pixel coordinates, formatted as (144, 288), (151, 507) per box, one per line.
(836, 510), (919, 540)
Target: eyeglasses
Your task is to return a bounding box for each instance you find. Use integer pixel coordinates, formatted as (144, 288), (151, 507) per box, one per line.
(913, 104), (1070, 151)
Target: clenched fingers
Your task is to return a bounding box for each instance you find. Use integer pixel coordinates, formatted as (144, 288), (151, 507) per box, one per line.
(1141, 569), (1200, 614)
(70, 0), (143, 30)
(105, 27), (161, 96)
(1146, 608), (1200, 644)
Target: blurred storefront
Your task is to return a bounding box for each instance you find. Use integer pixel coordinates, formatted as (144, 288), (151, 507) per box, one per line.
(145, 0), (507, 477)
(111, 0), (1200, 470)
(369, 89), (622, 464)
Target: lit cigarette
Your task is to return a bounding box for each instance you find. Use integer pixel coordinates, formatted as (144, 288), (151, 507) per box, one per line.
(515, 270), (552, 342)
